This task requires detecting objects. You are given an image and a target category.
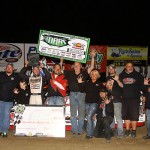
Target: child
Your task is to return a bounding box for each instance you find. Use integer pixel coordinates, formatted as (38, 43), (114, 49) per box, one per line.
(94, 88), (114, 142)
(14, 80), (30, 104)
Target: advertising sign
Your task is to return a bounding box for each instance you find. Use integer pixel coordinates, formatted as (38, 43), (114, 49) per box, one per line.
(107, 45), (148, 66)
(0, 43), (24, 72)
(37, 30), (90, 63)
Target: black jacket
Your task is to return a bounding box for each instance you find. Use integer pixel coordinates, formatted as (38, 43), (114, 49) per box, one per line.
(96, 98), (114, 119)
(0, 72), (20, 102)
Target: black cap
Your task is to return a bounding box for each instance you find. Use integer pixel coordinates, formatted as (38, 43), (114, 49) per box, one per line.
(99, 88), (108, 93)
(108, 64), (116, 69)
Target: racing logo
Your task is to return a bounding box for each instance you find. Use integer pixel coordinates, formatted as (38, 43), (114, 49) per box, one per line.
(123, 78), (136, 84)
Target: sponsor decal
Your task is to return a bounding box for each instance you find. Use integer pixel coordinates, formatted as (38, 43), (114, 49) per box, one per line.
(123, 78), (136, 84)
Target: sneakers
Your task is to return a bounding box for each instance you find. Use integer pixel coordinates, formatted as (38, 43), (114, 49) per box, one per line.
(131, 130), (136, 138)
(124, 130), (131, 137)
(1, 132), (7, 138)
(143, 135), (150, 139)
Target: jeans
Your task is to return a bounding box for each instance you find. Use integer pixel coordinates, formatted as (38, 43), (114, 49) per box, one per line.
(69, 92), (85, 134)
(110, 102), (123, 136)
(146, 109), (150, 136)
(47, 96), (65, 105)
(0, 101), (13, 133)
(85, 103), (98, 137)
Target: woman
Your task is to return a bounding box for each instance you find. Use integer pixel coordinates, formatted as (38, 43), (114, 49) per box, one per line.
(78, 69), (103, 139)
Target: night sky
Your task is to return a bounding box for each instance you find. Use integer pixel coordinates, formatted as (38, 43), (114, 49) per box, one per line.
(0, 1), (149, 47)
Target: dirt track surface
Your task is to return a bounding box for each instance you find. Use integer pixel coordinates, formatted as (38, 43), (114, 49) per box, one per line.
(0, 126), (150, 150)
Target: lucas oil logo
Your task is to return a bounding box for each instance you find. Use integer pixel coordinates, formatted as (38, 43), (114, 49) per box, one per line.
(0, 43), (22, 66)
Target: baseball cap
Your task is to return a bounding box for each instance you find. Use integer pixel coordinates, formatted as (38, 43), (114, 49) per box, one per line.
(108, 64), (116, 69)
(99, 88), (108, 93)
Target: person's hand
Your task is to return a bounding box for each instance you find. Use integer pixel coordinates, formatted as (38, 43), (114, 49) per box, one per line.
(77, 75), (84, 83)
(39, 61), (44, 68)
(13, 88), (19, 94)
(113, 75), (119, 81)
(52, 79), (55, 83)
(104, 99), (110, 104)
(144, 77), (150, 85)
(90, 49), (96, 58)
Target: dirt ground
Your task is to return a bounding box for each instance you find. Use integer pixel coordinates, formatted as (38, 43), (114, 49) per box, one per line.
(0, 125), (150, 150)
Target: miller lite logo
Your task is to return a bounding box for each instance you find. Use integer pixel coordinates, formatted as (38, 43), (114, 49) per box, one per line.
(0, 43), (22, 66)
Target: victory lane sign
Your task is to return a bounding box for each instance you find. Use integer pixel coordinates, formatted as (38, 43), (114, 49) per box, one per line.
(37, 30), (90, 63)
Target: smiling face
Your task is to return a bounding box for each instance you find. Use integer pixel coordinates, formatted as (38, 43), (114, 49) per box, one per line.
(125, 62), (134, 73)
(19, 81), (27, 90)
(32, 66), (40, 76)
(53, 64), (61, 75)
(99, 91), (107, 99)
(90, 70), (100, 81)
(5, 64), (14, 74)
(73, 62), (82, 73)
(108, 66), (116, 75)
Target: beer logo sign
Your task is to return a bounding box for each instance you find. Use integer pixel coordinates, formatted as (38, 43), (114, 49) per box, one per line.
(0, 43), (22, 66)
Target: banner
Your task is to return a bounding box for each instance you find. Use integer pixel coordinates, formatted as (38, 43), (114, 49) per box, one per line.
(37, 30), (90, 63)
(87, 45), (107, 72)
(14, 106), (65, 137)
(0, 43), (24, 72)
(107, 45), (148, 66)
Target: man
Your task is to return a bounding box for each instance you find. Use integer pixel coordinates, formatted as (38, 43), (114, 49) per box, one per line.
(46, 64), (68, 105)
(19, 61), (49, 105)
(119, 61), (144, 138)
(106, 64), (123, 138)
(0, 63), (20, 137)
(62, 50), (96, 135)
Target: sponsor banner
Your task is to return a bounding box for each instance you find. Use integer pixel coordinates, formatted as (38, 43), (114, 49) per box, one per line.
(15, 106), (65, 137)
(86, 45), (107, 72)
(107, 46), (148, 66)
(0, 43), (24, 72)
(37, 30), (90, 63)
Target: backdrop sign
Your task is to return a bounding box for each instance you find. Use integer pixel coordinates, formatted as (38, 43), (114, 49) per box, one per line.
(14, 106), (65, 137)
(37, 30), (90, 63)
(107, 45), (148, 66)
(0, 43), (24, 72)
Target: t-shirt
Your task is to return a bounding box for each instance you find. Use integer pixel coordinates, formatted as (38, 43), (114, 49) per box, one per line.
(64, 69), (89, 92)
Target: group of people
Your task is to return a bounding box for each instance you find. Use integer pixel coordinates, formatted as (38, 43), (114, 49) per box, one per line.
(0, 53), (150, 142)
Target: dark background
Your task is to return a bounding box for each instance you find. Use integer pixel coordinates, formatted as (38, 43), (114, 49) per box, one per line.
(0, 1), (149, 47)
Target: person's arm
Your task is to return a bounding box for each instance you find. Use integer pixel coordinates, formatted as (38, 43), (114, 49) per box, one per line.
(19, 67), (29, 81)
(42, 67), (50, 82)
(113, 75), (123, 88)
(87, 50), (96, 74)
(59, 57), (64, 74)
